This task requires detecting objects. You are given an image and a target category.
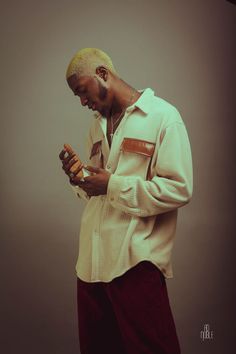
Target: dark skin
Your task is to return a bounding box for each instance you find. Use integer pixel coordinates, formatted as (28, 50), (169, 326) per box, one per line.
(59, 66), (141, 197)
(59, 147), (111, 196)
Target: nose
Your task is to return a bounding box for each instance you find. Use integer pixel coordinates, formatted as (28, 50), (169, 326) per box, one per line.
(80, 97), (88, 106)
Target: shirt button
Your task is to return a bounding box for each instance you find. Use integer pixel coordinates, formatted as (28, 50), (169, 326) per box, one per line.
(107, 165), (111, 169)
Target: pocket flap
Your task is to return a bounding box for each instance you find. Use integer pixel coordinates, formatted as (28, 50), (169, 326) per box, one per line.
(90, 140), (102, 159)
(120, 138), (155, 157)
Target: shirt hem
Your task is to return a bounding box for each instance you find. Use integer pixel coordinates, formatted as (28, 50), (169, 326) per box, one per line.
(76, 260), (173, 283)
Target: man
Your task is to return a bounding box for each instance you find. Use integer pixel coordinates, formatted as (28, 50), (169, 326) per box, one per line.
(59, 47), (193, 354)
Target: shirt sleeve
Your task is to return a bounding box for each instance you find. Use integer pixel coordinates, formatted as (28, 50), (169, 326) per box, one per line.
(69, 128), (93, 202)
(107, 121), (193, 217)
(70, 183), (90, 201)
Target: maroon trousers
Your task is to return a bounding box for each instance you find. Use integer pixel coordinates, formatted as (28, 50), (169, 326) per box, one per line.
(77, 261), (181, 354)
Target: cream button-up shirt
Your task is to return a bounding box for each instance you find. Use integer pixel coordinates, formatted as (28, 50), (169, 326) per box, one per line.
(71, 88), (193, 282)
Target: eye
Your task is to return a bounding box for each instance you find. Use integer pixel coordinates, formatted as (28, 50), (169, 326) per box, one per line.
(74, 86), (82, 94)
(79, 86), (86, 91)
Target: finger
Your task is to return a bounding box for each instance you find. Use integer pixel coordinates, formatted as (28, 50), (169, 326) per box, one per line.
(64, 144), (76, 160)
(71, 162), (84, 176)
(61, 143), (76, 162)
(62, 156), (75, 173)
(69, 178), (77, 186)
(64, 143), (75, 155)
(62, 152), (77, 167)
(59, 149), (66, 160)
(59, 146), (74, 161)
(77, 180), (87, 187)
(83, 175), (97, 182)
(67, 162), (84, 181)
(76, 178), (90, 186)
(70, 177), (84, 186)
(64, 156), (80, 173)
(84, 165), (101, 174)
(71, 175), (87, 185)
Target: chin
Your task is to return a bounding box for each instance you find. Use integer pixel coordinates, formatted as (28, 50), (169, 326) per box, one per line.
(97, 107), (105, 116)
(93, 111), (100, 119)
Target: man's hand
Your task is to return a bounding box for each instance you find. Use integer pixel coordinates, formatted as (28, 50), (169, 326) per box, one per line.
(59, 147), (84, 184)
(71, 165), (111, 197)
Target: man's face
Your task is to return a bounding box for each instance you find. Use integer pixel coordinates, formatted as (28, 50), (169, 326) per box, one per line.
(67, 73), (110, 116)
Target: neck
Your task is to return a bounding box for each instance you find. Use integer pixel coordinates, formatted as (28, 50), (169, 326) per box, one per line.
(108, 79), (140, 119)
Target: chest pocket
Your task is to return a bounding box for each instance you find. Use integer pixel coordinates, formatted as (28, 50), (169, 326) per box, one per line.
(118, 137), (156, 180)
(89, 140), (104, 168)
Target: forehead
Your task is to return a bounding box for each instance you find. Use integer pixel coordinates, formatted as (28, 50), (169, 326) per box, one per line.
(67, 74), (91, 90)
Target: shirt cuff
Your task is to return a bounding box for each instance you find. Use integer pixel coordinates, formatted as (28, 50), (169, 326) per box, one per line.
(70, 184), (90, 201)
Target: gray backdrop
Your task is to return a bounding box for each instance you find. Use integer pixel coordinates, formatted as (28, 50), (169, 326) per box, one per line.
(1, 0), (235, 353)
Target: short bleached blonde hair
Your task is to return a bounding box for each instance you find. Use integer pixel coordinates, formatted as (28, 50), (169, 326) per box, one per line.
(66, 47), (118, 80)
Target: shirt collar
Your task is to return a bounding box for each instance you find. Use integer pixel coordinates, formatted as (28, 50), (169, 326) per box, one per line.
(127, 87), (155, 115)
(93, 87), (155, 119)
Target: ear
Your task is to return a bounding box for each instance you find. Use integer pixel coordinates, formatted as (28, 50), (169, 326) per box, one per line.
(96, 66), (108, 81)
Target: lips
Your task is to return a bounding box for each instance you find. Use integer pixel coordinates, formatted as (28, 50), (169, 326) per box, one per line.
(88, 104), (96, 110)
(88, 102), (96, 110)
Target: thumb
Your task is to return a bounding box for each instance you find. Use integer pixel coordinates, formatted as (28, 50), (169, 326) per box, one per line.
(84, 165), (101, 174)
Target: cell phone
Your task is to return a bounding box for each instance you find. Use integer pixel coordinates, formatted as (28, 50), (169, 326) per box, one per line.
(64, 143), (90, 180)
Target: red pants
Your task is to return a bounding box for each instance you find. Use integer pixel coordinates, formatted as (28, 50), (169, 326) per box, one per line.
(77, 261), (181, 354)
